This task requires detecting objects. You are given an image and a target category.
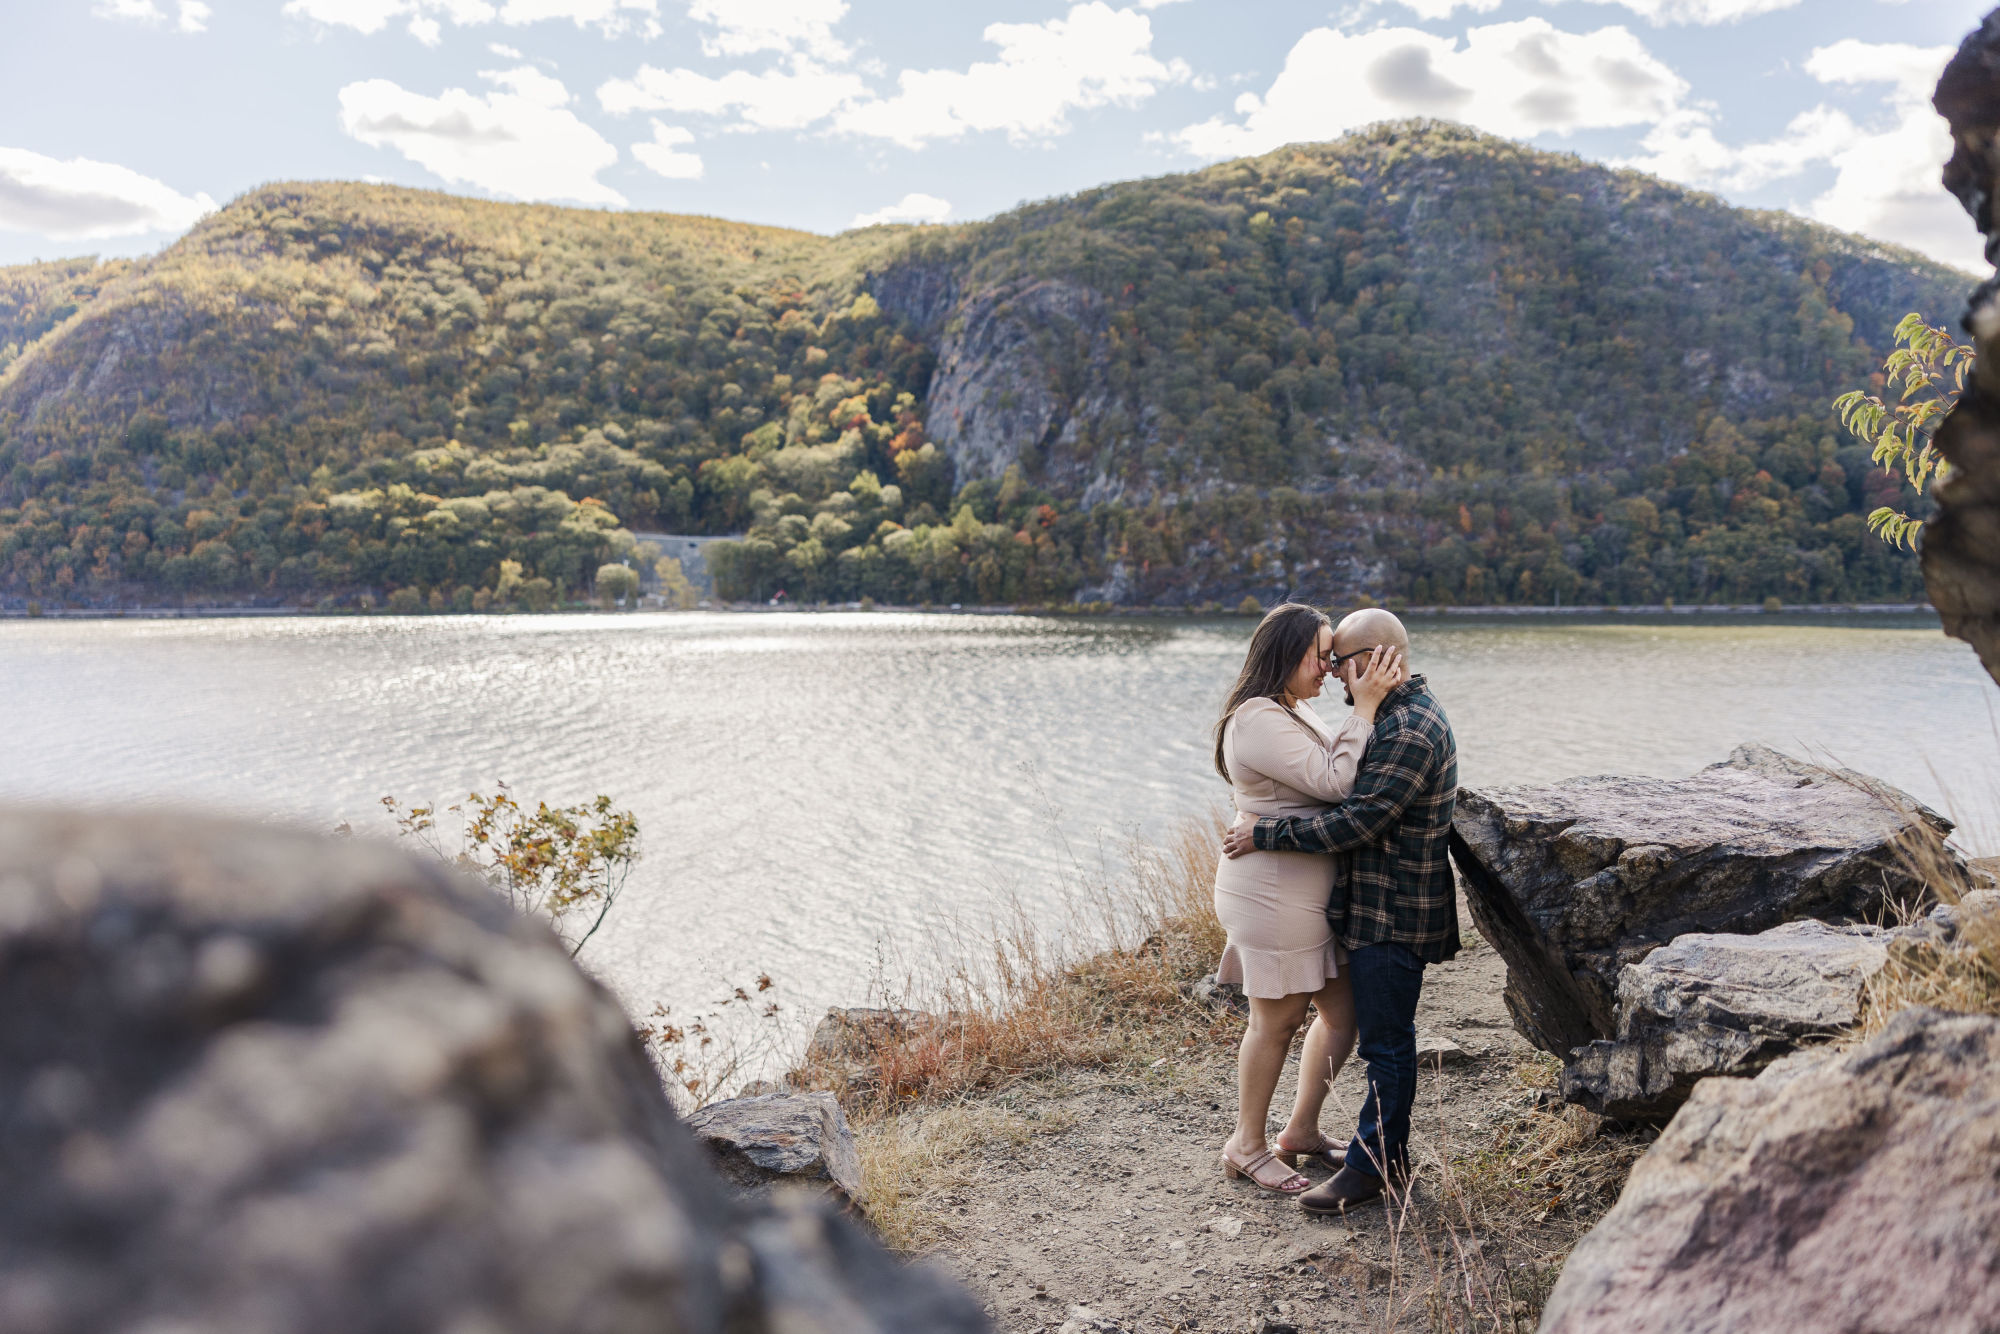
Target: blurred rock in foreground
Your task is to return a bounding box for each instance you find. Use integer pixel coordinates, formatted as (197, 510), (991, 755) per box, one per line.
(1930, 11), (2000, 690)
(0, 807), (987, 1334)
(1540, 1007), (2000, 1333)
(1450, 745), (1955, 1056)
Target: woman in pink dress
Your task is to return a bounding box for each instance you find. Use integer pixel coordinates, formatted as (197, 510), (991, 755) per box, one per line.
(1212, 602), (1404, 1194)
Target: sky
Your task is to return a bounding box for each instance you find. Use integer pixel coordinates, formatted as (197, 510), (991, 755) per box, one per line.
(0, 0), (1991, 272)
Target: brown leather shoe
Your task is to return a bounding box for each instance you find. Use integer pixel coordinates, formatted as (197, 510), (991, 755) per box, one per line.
(1299, 1165), (1386, 1216)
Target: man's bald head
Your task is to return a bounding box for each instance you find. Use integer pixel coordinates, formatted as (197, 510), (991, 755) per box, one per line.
(1332, 607), (1410, 658)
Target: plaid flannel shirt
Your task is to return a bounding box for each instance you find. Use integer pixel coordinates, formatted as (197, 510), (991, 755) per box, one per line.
(1251, 675), (1461, 963)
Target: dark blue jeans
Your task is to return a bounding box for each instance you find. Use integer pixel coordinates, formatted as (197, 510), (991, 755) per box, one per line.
(1342, 942), (1427, 1180)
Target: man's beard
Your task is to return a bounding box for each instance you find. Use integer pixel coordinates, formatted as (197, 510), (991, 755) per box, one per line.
(1342, 683), (1355, 706)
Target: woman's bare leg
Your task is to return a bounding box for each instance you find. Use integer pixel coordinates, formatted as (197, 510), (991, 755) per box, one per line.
(1276, 971), (1357, 1151)
(1226, 993), (1310, 1163)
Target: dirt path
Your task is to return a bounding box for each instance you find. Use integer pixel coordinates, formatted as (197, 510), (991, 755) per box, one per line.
(898, 931), (1552, 1333)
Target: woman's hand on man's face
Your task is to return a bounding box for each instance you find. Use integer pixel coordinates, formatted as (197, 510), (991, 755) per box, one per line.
(1346, 645), (1405, 720)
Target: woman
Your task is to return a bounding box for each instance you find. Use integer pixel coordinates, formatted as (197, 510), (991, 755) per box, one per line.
(1212, 602), (1405, 1194)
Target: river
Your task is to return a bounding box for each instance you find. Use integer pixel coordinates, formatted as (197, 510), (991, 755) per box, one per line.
(2, 611), (1994, 1032)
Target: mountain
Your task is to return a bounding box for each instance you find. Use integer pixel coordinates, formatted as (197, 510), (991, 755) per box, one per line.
(0, 121), (1971, 609)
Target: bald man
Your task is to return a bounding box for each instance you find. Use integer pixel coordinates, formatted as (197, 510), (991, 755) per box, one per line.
(1222, 607), (1460, 1215)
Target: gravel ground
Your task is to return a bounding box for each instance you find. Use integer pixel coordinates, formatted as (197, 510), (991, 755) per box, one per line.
(899, 931), (1559, 1333)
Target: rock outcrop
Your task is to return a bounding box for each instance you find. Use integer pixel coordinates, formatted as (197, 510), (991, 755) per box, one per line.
(1560, 920), (1891, 1120)
(802, 1007), (946, 1090)
(1451, 744), (1954, 1056)
(1540, 1007), (2000, 1333)
(687, 1092), (864, 1204)
(0, 807), (986, 1334)
(1930, 15), (2000, 689)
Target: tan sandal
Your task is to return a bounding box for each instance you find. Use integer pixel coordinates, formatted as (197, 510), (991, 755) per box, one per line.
(1273, 1133), (1351, 1172)
(1221, 1147), (1311, 1195)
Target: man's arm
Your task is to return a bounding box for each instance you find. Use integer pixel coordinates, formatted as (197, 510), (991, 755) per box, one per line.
(1250, 714), (1434, 854)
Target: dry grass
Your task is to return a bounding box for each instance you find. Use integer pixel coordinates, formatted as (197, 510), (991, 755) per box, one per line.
(857, 1103), (1079, 1252)
(788, 814), (1233, 1113)
(1356, 1056), (1653, 1332)
(1854, 825), (2000, 1041)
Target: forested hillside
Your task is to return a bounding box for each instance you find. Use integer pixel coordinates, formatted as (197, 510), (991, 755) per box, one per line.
(0, 122), (1969, 609)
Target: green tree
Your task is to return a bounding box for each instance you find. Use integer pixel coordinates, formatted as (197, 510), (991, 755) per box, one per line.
(656, 555), (698, 609)
(595, 562), (640, 608)
(1835, 313), (1971, 549)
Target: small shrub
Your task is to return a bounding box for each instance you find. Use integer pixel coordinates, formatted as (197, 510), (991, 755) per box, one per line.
(1235, 595), (1262, 615)
(387, 587), (422, 614)
(383, 786), (639, 958)
(596, 562), (640, 609)
(519, 576), (555, 611)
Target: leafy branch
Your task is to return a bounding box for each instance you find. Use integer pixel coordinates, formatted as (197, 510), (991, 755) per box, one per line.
(1833, 312), (1971, 550)
(382, 785), (639, 959)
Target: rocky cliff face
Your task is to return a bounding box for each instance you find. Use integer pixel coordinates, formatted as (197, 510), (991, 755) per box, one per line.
(0, 806), (986, 1334)
(1928, 15), (2000, 687)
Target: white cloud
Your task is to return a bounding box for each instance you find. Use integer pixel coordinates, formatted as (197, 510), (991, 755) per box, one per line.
(337, 65), (624, 205)
(94, 0), (212, 32)
(285, 0), (657, 39)
(0, 147), (215, 239)
(688, 0), (849, 61)
(1623, 39), (1982, 272)
(1378, 0), (1795, 22)
(851, 192), (951, 227)
(496, 0), (658, 36)
(631, 120), (703, 179)
(599, 58), (866, 130)
(1567, 0), (1797, 23)
(832, 2), (1191, 148)
(602, 2), (1184, 148)
(1173, 19), (1682, 159)
(490, 41), (522, 55)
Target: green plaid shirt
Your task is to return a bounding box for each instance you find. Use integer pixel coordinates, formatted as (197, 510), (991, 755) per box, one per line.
(1251, 676), (1461, 964)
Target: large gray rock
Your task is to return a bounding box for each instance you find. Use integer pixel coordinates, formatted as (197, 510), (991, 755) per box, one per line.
(1560, 920), (1891, 1120)
(1451, 744), (1955, 1056)
(1540, 1007), (2000, 1333)
(688, 1092), (864, 1204)
(0, 807), (986, 1334)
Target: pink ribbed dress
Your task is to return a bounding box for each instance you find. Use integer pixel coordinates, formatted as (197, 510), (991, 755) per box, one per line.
(1212, 697), (1371, 999)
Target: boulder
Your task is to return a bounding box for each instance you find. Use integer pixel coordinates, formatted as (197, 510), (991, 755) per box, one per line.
(1540, 1007), (2000, 1333)
(687, 1092), (864, 1204)
(0, 807), (986, 1334)
(1450, 744), (1954, 1056)
(1560, 920), (1891, 1120)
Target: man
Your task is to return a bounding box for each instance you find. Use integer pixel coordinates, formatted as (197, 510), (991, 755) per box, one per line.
(1221, 606), (1459, 1215)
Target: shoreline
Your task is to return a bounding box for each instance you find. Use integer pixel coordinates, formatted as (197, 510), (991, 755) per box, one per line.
(0, 601), (1941, 623)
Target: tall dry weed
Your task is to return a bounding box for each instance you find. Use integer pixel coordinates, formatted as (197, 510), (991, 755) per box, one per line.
(1355, 1059), (1652, 1333)
(1855, 821), (2000, 1039)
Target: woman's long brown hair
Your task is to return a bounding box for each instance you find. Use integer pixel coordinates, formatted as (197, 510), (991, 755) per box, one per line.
(1213, 602), (1330, 783)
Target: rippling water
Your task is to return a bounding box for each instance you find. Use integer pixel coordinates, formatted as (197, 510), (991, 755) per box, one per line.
(2, 611), (1995, 1023)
